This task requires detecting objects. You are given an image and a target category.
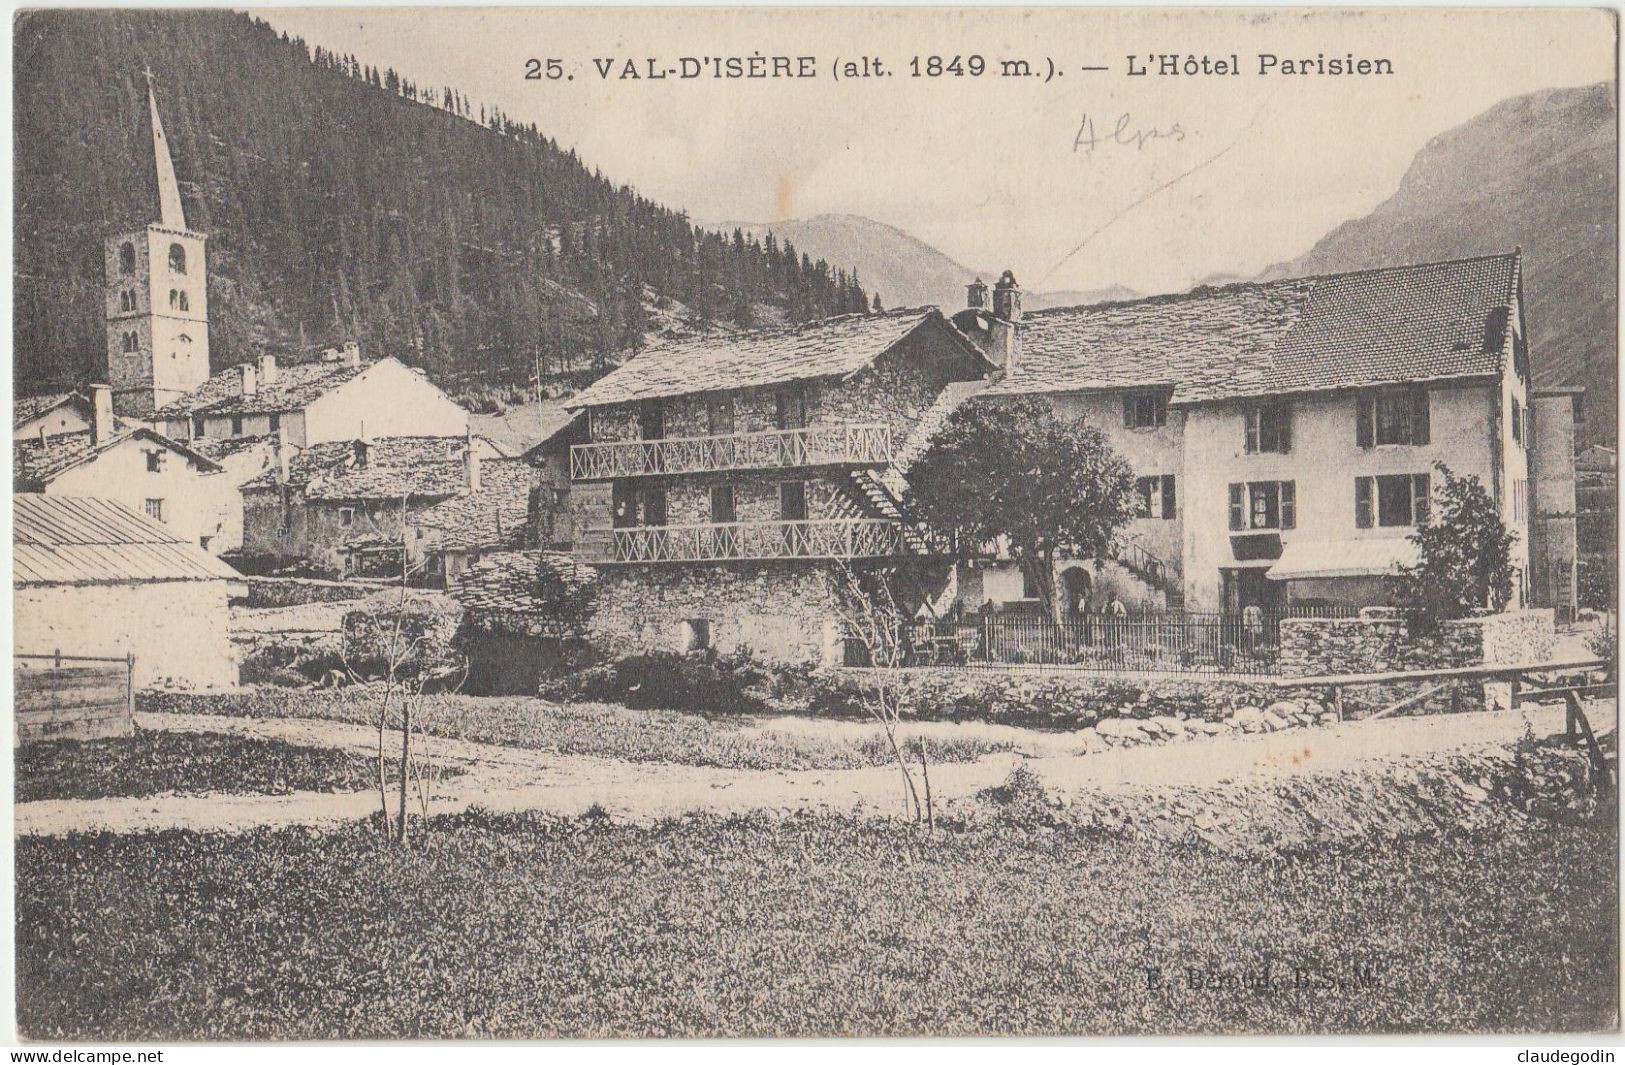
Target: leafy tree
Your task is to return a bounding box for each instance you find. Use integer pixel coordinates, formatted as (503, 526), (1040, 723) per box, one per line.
(905, 396), (1140, 618)
(1400, 462), (1518, 627)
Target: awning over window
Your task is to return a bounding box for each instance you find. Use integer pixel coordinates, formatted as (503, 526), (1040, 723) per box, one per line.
(1266, 537), (1419, 580)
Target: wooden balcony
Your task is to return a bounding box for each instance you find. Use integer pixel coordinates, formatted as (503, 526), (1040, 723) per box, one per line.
(570, 423), (893, 481)
(583, 517), (905, 563)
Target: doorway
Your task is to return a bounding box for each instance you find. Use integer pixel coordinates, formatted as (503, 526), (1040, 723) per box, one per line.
(1220, 567), (1283, 613)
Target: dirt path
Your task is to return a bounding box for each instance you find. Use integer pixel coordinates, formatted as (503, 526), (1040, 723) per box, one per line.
(14, 702), (1612, 836)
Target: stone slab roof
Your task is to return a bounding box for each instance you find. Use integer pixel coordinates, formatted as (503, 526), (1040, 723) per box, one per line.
(241, 436), (474, 501)
(413, 458), (537, 550)
(15, 392), (76, 426)
(14, 392), (133, 433)
(152, 357), (371, 419)
(14, 428), (223, 491)
(566, 308), (986, 409)
(15, 494), (240, 585)
(985, 253), (1519, 404)
(189, 434), (276, 462)
(450, 550), (596, 632)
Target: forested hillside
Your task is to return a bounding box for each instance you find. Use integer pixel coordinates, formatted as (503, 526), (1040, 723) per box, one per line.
(14, 10), (869, 398)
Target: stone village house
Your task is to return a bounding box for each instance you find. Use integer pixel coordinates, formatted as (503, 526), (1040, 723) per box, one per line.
(239, 433), (521, 580)
(562, 306), (1000, 663)
(551, 253), (1578, 667)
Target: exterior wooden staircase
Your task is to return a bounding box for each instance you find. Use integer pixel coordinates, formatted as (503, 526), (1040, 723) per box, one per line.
(826, 379), (986, 557)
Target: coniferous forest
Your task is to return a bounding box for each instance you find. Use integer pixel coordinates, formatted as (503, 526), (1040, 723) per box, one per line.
(14, 10), (871, 399)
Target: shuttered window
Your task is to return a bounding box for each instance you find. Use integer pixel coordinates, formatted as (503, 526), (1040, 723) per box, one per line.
(1135, 475), (1177, 520)
(1228, 484), (1245, 531)
(1245, 404), (1292, 453)
(1356, 473), (1430, 527)
(1361, 389), (1431, 447)
(1279, 481), (1296, 530)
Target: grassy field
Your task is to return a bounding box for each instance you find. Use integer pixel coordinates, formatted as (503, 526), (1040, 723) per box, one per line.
(142, 687), (1007, 771)
(13, 731), (429, 803)
(16, 807), (1616, 1038)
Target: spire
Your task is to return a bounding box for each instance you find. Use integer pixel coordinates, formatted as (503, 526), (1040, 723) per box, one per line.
(144, 67), (187, 230)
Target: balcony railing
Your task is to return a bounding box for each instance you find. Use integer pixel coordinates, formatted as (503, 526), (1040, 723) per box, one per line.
(570, 423), (893, 480)
(585, 517), (904, 563)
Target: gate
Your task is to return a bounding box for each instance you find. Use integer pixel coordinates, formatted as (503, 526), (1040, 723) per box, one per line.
(15, 652), (135, 744)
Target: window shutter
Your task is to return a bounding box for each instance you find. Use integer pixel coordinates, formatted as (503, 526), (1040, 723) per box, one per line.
(1410, 390), (1430, 445)
(1280, 408), (1292, 453)
(1280, 481), (1296, 530)
(1161, 475), (1176, 520)
(1355, 478), (1373, 529)
(1123, 395), (1134, 428)
(1357, 395), (1374, 449)
(1413, 473), (1431, 524)
(1228, 484), (1245, 531)
(1244, 409), (1259, 453)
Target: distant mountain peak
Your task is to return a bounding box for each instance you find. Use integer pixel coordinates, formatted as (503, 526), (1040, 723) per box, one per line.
(1260, 80), (1615, 444)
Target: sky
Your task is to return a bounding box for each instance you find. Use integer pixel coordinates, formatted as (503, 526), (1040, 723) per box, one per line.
(260, 6), (1615, 295)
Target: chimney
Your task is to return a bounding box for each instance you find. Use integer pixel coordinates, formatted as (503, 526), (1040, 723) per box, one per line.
(992, 269), (1022, 322)
(342, 341), (361, 369)
(238, 362), (257, 396)
(966, 277), (989, 311)
(257, 353), (278, 386)
(990, 270), (1023, 373)
(464, 433), (482, 492)
(89, 384), (114, 447)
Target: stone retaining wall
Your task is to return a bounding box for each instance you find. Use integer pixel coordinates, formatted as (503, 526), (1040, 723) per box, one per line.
(236, 576), (377, 608)
(1280, 609), (1556, 716)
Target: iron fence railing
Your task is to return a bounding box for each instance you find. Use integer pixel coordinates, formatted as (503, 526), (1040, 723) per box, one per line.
(846, 607), (1360, 677)
(570, 423), (893, 480)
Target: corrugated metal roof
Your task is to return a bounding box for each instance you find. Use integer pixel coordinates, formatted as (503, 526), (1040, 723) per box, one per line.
(14, 495), (239, 585)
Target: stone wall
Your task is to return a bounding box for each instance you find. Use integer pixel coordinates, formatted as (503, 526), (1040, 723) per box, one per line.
(1280, 608), (1556, 716)
(815, 667), (1286, 728)
(236, 575), (374, 608)
(587, 562), (849, 666)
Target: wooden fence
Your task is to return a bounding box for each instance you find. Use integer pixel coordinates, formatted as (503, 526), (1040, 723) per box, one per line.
(15, 652), (135, 744)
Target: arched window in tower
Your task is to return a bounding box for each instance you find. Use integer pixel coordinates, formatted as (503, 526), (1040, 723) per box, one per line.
(168, 244), (187, 275)
(121, 331), (138, 354)
(118, 291), (131, 312)
(178, 292), (189, 312)
(169, 289), (179, 309)
(119, 242), (136, 274)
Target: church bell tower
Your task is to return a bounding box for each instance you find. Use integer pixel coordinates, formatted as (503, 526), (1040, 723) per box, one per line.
(105, 71), (210, 418)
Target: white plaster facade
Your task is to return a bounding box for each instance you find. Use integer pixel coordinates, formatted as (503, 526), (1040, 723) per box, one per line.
(15, 581), (237, 688)
(35, 435), (237, 553)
